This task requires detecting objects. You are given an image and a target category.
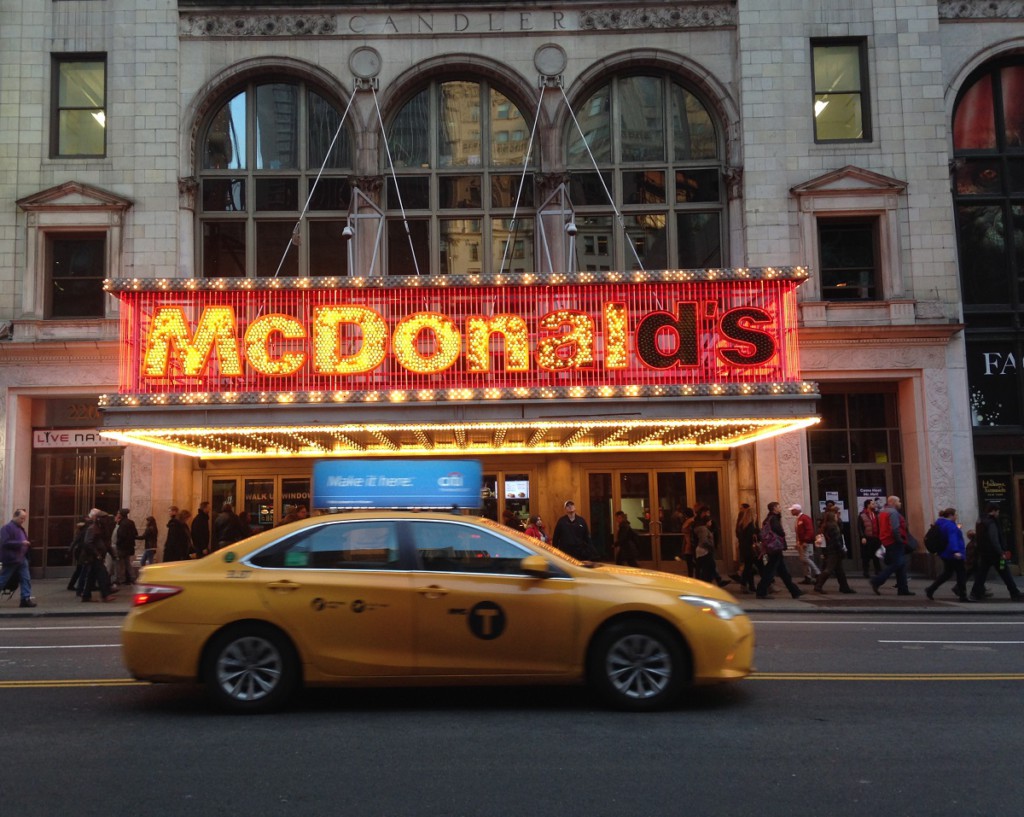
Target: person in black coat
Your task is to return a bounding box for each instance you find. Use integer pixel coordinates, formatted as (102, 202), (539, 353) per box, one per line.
(163, 506), (191, 562)
(552, 500), (597, 561)
(113, 508), (140, 585)
(213, 502), (245, 550)
(191, 501), (211, 558)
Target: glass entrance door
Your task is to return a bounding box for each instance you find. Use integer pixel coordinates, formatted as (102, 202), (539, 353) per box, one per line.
(585, 468), (718, 570)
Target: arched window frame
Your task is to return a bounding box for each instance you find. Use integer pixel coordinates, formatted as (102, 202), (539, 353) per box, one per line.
(383, 77), (538, 276)
(195, 77), (354, 279)
(564, 72), (726, 272)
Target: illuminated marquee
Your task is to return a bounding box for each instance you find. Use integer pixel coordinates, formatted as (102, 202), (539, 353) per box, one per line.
(108, 271), (806, 405)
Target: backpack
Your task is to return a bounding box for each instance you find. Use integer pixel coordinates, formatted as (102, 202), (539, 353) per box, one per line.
(923, 523), (945, 555)
(759, 517), (785, 554)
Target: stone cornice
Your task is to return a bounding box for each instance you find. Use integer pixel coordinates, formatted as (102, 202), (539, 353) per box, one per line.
(939, 0), (1024, 19)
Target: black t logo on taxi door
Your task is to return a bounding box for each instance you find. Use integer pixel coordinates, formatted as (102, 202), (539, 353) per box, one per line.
(468, 601), (506, 640)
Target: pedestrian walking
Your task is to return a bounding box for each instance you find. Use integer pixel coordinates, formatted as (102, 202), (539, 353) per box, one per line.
(755, 502), (803, 599)
(869, 496), (914, 596)
(139, 516), (158, 566)
(113, 508), (139, 585)
(925, 508), (971, 602)
(858, 499), (883, 577)
(162, 506), (191, 562)
(191, 501), (211, 558)
(80, 508), (117, 603)
(732, 503), (760, 593)
(813, 504), (856, 594)
(0, 508), (36, 607)
(613, 510), (640, 567)
(789, 503), (820, 584)
(552, 500), (597, 561)
(969, 504), (1022, 602)
(523, 514), (548, 543)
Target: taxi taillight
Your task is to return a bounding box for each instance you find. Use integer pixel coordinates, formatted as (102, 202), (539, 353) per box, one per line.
(132, 585), (183, 607)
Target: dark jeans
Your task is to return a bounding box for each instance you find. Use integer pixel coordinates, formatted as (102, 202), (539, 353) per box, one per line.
(695, 552), (716, 583)
(861, 536), (882, 576)
(928, 557), (967, 599)
(815, 549), (852, 592)
(756, 551), (801, 598)
(739, 550), (760, 590)
(971, 553), (1021, 600)
(871, 544), (909, 593)
(82, 560), (114, 601)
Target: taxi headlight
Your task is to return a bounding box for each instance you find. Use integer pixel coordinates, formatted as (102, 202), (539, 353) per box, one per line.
(678, 595), (746, 620)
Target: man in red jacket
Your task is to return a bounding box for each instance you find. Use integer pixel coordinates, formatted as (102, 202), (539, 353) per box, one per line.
(789, 504), (820, 585)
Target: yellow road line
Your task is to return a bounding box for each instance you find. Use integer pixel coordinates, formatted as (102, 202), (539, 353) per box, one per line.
(0, 678), (149, 689)
(750, 672), (1024, 681)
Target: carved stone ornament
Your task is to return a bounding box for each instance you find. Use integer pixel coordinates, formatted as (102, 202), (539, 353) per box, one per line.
(180, 14), (337, 37)
(938, 0), (1024, 18)
(580, 5), (737, 30)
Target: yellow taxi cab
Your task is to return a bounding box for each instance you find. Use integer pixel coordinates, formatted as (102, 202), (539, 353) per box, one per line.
(122, 511), (753, 712)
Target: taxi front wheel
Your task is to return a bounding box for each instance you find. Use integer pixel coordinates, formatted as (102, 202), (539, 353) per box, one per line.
(587, 619), (690, 711)
(204, 624), (298, 713)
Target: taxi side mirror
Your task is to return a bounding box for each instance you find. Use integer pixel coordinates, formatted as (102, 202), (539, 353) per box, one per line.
(520, 555), (550, 577)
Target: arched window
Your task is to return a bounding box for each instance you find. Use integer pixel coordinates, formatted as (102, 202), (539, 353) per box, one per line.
(385, 79), (535, 275)
(566, 74), (723, 271)
(197, 79), (353, 278)
(952, 60), (1024, 311)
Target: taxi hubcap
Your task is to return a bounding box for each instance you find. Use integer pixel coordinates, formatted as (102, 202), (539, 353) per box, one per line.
(217, 635), (283, 701)
(605, 633), (672, 699)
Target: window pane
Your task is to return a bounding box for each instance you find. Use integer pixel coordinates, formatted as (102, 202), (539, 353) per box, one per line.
(676, 169), (720, 203)
(814, 93), (864, 140)
(390, 89), (430, 168)
(411, 521), (531, 575)
(809, 430), (849, 463)
(847, 392), (893, 428)
(818, 393), (847, 428)
(492, 218), (534, 273)
(58, 61), (104, 107)
(307, 91), (350, 169)
(202, 179), (245, 212)
(953, 74), (996, 151)
(671, 85), (717, 160)
(58, 110), (105, 155)
(388, 218), (429, 275)
(958, 205), (1010, 303)
(955, 159), (1003, 196)
(619, 77), (664, 162)
(202, 221), (246, 278)
(625, 215), (667, 270)
(309, 221), (349, 277)
(255, 83), (298, 170)
(676, 212), (721, 267)
(204, 92), (246, 170)
(255, 178), (298, 211)
(577, 217), (613, 271)
(568, 85), (611, 164)
(438, 81), (481, 168)
(50, 236), (105, 318)
(439, 175), (482, 208)
(819, 222), (877, 300)
(490, 89), (527, 166)
(308, 177), (351, 211)
(569, 171), (613, 206)
(813, 45), (862, 92)
(388, 176), (430, 210)
(251, 522), (399, 569)
(622, 171), (666, 205)
(256, 221), (298, 277)
(491, 174), (534, 208)
(1000, 66), (1024, 149)
(441, 219), (483, 275)
(1007, 160), (1024, 195)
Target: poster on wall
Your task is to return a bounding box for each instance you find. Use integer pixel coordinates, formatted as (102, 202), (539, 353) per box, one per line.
(856, 487), (886, 516)
(819, 491), (848, 523)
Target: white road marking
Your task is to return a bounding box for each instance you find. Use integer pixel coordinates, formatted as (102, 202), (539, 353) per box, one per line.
(0, 625), (121, 632)
(878, 640), (1024, 645)
(0, 644), (121, 649)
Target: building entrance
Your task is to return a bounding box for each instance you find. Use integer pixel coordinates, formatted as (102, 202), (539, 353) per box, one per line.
(584, 468), (724, 570)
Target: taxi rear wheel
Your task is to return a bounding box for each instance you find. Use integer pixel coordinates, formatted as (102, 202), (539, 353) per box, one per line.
(204, 624), (298, 713)
(587, 619), (689, 711)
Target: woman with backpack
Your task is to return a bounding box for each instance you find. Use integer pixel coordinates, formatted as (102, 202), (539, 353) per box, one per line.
(924, 508), (970, 602)
(755, 502), (804, 599)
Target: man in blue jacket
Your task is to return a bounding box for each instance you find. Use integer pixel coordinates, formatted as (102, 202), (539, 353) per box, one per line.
(924, 508), (970, 602)
(0, 508), (36, 607)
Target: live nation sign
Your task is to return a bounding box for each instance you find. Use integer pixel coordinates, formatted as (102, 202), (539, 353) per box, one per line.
(108, 272), (805, 403)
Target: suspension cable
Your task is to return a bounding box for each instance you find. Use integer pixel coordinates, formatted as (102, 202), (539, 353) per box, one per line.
(272, 91), (357, 278)
(559, 85), (645, 272)
(498, 87), (545, 275)
(372, 85), (422, 276)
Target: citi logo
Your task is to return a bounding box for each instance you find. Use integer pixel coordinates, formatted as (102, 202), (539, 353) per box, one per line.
(438, 472), (465, 488)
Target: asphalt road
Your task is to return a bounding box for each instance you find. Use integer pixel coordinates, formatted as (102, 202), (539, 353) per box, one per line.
(1, 615), (1022, 817)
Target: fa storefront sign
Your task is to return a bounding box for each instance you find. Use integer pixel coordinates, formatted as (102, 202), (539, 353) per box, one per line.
(313, 459), (483, 510)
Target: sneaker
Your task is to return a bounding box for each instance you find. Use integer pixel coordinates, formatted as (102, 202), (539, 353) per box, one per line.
(19, 598), (37, 608)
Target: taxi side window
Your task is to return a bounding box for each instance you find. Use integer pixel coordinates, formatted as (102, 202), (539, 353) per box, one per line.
(250, 522), (399, 570)
(411, 521), (533, 575)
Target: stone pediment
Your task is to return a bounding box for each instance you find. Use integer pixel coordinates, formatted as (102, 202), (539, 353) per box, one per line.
(790, 165), (907, 197)
(17, 181), (133, 213)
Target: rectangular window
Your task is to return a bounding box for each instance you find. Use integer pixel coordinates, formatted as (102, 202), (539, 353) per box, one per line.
(48, 233), (106, 318)
(52, 55), (106, 157)
(817, 218), (879, 300)
(811, 40), (870, 142)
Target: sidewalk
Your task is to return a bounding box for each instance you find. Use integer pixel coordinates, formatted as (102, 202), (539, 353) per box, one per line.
(2, 573), (1023, 618)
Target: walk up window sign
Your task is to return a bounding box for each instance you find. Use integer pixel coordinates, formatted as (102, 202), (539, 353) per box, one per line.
(313, 459), (482, 510)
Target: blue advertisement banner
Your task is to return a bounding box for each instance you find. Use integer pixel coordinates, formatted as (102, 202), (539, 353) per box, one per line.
(312, 460), (482, 510)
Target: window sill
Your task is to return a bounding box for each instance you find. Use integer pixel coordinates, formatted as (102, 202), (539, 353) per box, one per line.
(8, 318), (119, 343)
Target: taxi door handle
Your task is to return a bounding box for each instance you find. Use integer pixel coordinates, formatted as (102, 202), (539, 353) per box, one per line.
(416, 585), (449, 599)
(267, 580), (301, 592)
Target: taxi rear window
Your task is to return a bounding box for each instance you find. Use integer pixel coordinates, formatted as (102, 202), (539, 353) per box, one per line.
(251, 522), (399, 570)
